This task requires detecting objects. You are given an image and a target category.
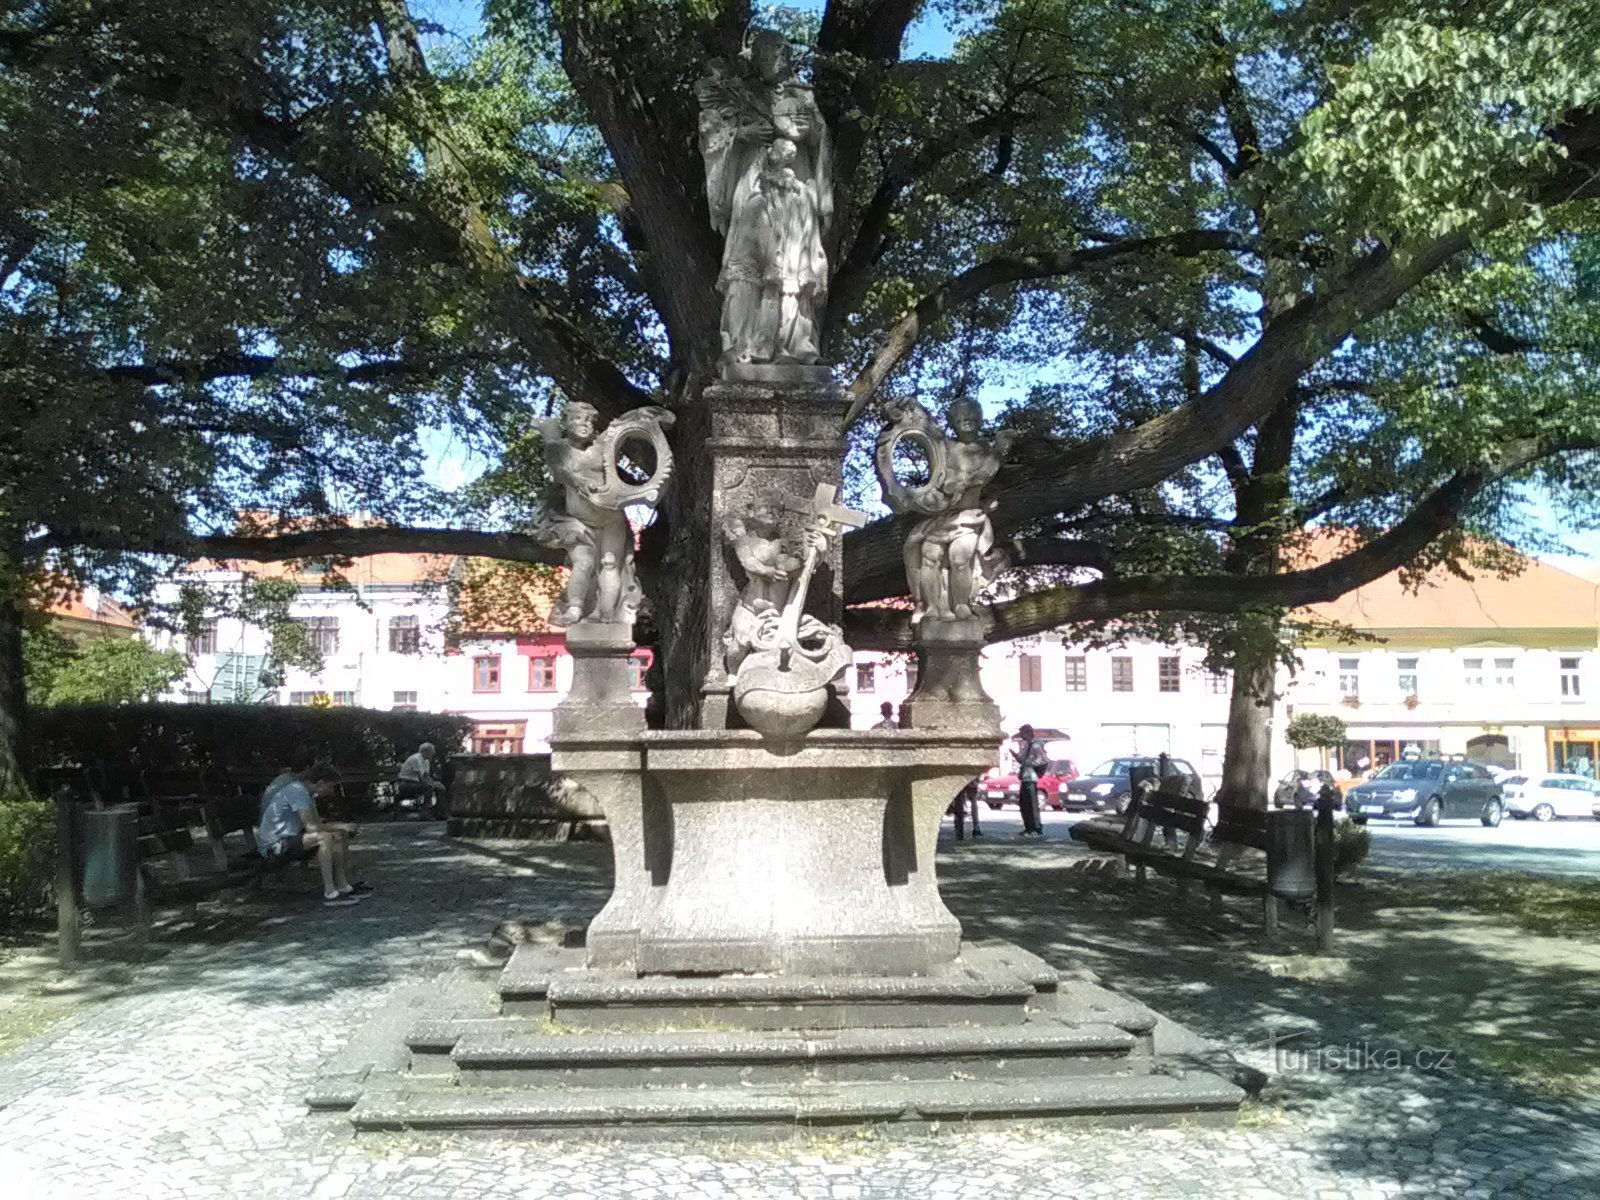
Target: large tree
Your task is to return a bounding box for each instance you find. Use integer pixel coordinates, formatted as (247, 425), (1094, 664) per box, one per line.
(5, 0), (1600, 788)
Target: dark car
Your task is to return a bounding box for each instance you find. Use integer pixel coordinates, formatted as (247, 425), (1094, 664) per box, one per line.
(1061, 756), (1205, 814)
(981, 758), (1079, 811)
(1345, 759), (1504, 827)
(1273, 769), (1337, 809)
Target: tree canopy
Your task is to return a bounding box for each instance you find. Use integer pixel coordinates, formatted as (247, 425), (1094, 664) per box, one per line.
(3, 0), (1600, 746)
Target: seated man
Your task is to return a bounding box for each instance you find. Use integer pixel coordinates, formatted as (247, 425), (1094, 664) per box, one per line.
(396, 741), (447, 818)
(258, 748), (369, 906)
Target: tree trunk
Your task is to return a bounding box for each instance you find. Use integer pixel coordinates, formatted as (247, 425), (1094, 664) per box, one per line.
(1217, 615), (1278, 811)
(644, 385), (715, 729)
(0, 529), (29, 794)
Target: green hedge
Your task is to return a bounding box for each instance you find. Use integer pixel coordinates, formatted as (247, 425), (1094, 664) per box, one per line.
(0, 793), (55, 925)
(31, 703), (472, 788)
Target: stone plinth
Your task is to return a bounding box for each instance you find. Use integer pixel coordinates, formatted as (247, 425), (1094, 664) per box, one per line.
(552, 621), (645, 741)
(902, 617), (1002, 735)
(698, 379), (848, 726)
(585, 729), (992, 976)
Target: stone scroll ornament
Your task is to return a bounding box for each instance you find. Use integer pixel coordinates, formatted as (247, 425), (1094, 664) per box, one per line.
(533, 404), (675, 626)
(874, 395), (1016, 625)
(725, 484), (866, 736)
(695, 29), (833, 370)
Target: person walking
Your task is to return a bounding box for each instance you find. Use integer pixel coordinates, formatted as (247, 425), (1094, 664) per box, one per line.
(1013, 724), (1048, 838)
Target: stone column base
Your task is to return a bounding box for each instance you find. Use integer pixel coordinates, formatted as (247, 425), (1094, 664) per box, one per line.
(902, 617), (1001, 735)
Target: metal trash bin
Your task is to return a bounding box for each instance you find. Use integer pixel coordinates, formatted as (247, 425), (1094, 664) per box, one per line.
(1267, 808), (1315, 899)
(81, 804), (139, 908)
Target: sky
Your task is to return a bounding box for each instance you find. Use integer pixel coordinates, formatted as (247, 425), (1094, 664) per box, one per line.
(411, 2), (1600, 568)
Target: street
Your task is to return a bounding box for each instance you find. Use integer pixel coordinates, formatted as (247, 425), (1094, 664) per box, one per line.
(957, 804), (1600, 878)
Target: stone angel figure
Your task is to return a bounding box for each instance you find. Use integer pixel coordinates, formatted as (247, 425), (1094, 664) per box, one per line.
(532, 403), (675, 626)
(696, 28), (833, 369)
(874, 395), (1016, 625)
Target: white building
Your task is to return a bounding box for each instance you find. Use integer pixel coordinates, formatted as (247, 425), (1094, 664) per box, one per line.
(848, 553), (1600, 785)
(152, 554), (648, 755)
(155, 541), (1600, 782)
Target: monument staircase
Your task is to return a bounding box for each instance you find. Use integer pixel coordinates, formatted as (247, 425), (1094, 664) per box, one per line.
(312, 934), (1244, 1137)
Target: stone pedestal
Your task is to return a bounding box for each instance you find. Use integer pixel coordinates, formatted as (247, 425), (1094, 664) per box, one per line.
(634, 730), (989, 975)
(549, 621), (647, 963)
(698, 379), (849, 727)
(902, 618), (1002, 735)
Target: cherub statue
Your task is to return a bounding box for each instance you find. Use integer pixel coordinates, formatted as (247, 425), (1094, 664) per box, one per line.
(874, 395), (1016, 624)
(696, 28), (832, 369)
(723, 488), (827, 674)
(723, 484), (866, 737)
(534, 402), (675, 626)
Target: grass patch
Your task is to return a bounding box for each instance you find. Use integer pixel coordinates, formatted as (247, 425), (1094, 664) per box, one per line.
(1441, 871), (1600, 940)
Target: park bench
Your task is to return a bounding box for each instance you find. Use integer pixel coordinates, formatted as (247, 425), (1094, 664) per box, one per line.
(1071, 784), (1327, 939)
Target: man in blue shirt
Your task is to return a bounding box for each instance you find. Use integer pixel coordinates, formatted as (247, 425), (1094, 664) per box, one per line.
(258, 748), (367, 906)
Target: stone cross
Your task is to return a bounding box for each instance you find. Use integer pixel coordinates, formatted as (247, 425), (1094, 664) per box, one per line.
(772, 484), (867, 656)
(796, 483), (868, 537)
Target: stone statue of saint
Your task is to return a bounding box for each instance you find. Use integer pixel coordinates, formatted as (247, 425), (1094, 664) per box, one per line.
(534, 403), (675, 626)
(875, 395), (1016, 625)
(696, 28), (833, 370)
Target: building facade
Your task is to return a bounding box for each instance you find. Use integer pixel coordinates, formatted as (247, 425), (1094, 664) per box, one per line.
(151, 555), (648, 755)
(154, 546), (1600, 781)
(847, 555), (1600, 785)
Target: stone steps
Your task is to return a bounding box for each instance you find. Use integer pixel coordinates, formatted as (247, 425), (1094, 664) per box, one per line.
(407, 1016), (1142, 1088)
(348, 1072), (1244, 1137)
(499, 942), (1061, 1029)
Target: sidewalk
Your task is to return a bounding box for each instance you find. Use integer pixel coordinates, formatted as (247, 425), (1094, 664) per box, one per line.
(0, 823), (1596, 1199)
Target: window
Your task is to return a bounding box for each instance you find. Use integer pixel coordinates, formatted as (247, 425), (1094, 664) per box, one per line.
(183, 690), (210, 705)
(287, 691), (317, 706)
(1019, 654), (1042, 692)
(192, 618), (218, 656)
(1397, 657), (1419, 698)
(1158, 656), (1181, 693)
(330, 691), (356, 707)
(1561, 657), (1582, 698)
(473, 655), (501, 693)
(1206, 670), (1231, 695)
(529, 655), (558, 692)
(1338, 657), (1360, 697)
(392, 690), (418, 711)
(1462, 657), (1484, 689)
(1064, 657), (1087, 692)
(388, 615), (420, 654)
(297, 616), (339, 655)
(470, 722), (525, 755)
(628, 652), (651, 691)
(855, 664), (876, 693)
(1493, 657), (1516, 691)
(1111, 657), (1134, 692)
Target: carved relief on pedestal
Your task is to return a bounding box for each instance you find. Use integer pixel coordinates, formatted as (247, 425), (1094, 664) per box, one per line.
(723, 483), (865, 737)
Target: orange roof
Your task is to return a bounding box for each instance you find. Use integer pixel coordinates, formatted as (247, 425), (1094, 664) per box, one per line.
(1292, 534), (1600, 633)
(42, 588), (137, 630)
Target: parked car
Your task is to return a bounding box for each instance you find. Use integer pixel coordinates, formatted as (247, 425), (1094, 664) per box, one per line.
(1345, 759), (1504, 826)
(1501, 772), (1600, 821)
(1060, 756), (1205, 814)
(1272, 769), (1338, 808)
(982, 757), (1079, 810)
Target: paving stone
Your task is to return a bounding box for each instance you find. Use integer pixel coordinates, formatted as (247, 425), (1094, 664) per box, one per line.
(0, 825), (1596, 1200)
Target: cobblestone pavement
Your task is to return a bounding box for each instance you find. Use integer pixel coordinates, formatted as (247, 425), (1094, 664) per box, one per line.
(1, 823), (1597, 1199)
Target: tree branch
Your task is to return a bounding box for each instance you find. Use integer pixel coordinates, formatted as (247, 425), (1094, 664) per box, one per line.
(842, 228), (1251, 425)
(30, 523), (565, 569)
(845, 435), (1593, 648)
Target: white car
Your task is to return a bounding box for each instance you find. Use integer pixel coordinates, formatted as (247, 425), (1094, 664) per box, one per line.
(1501, 773), (1600, 821)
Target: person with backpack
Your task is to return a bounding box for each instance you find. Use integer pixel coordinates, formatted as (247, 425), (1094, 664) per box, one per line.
(1013, 724), (1049, 838)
